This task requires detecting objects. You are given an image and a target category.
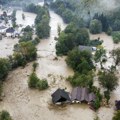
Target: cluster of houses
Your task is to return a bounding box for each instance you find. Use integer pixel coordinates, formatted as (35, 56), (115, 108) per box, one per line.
(0, 8), (21, 39)
(51, 87), (96, 105)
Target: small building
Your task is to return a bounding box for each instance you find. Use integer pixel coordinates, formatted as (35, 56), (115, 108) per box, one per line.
(71, 87), (96, 103)
(51, 88), (71, 104)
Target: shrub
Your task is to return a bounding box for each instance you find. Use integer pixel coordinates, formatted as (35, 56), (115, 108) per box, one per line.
(28, 73), (39, 88)
(0, 110), (12, 120)
(36, 79), (48, 90)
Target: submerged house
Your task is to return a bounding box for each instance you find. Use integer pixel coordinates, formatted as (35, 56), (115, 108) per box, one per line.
(51, 88), (71, 104)
(71, 87), (96, 103)
(78, 45), (96, 52)
(115, 100), (120, 110)
(6, 27), (15, 37)
(0, 25), (7, 34)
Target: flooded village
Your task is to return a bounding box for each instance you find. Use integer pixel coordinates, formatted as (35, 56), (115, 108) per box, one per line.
(0, 0), (120, 120)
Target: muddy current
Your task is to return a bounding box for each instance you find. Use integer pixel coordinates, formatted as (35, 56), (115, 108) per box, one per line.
(0, 4), (120, 120)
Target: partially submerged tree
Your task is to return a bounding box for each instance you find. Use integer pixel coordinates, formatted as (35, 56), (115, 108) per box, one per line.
(112, 110), (120, 120)
(111, 48), (120, 68)
(0, 58), (10, 81)
(94, 48), (106, 69)
(98, 71), (118, 92)
(66, 48), (94, 73)
(0, 110), (12, 120)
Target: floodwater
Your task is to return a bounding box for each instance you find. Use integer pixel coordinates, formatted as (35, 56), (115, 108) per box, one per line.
(0, 6), (120, 120)
(16, 10), (37, 28)
(0, 10), (36, 58)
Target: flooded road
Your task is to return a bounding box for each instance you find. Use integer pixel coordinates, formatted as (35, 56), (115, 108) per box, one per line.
(0, 7), (120, 120)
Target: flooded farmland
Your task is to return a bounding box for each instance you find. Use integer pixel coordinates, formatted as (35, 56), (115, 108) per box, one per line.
(0, 3), (120, 120)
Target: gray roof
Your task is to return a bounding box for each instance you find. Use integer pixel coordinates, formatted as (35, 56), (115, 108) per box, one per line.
(51, 88), (71, 104)
(80, 87), (89, 102)
(71, 87), (96, 102)
(6, 27), (15, 33)
(78, 45), (93, 52)
(88, 92), (96, 102)
(71, 87), (82, 101)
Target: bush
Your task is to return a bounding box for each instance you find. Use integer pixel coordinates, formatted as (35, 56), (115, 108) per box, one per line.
(0, 110), (12, 120)
(90, 19), (102, 34)
(28, 73), (39, 88)
(36, 79), (48, 90)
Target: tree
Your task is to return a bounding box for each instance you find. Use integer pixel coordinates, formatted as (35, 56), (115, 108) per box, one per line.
(19, 41), (37, 61)
(28, 72), (39, 88)
(90, 19), (102, 34)
(66, 48), (94, 73)
(0, 58), (10, 81)
(67, 71), (94, 88)
(36, 79), (49, 90)
(98, 71), (118, 92)
(57, 24), (61, 36)
(113, 19), (120, 31)
(111, 48), (120, 68)
(112, 111), (120, 120)
(22, 13), (25, 20)
(0, 110), (12, 120)
(94, 48), (106, 69)
(112, 31), (120, 44)
(112, 110), (120, 120)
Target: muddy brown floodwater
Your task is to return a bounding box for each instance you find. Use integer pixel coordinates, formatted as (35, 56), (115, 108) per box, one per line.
(0, 6), (120, 120)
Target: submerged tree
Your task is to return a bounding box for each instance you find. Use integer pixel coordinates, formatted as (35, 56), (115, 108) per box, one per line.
(94, 48), (106, 69)
(0, 110), (13, 120)
(98, 71), (118, 92)
(111, 48), (120, 68)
